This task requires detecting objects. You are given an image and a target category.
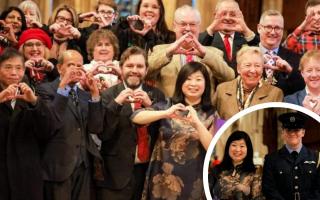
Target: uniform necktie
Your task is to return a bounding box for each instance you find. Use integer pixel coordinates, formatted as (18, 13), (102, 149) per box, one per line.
(134, 101), (150, 162)
(223, 34), (232, 61)
(291, 151), (298, 161)
(69, 88), (79, 106)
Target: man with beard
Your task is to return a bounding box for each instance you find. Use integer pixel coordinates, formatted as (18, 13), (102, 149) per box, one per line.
(36, 50), (101, 200)
(284, 0), (320, 54)
(262, 112), (320, 200)
(88, 46), (165, 200)
(147, 5), (234, 98)
(199, 0), (258, 70)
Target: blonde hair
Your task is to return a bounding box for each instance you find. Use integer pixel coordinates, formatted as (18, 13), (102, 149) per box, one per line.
(236, 46), (263, 64)
(299, 49), (320, 71)
(48, 4), (79, 27)
(18, 0), (42, 24)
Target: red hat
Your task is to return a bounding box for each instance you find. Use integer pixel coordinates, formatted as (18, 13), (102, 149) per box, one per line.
(18, 28), (52, 49)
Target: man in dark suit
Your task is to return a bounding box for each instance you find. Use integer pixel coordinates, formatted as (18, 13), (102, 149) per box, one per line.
(262, 112), (320, 200)
(88, 46), (165, 200)
(257, 10), (305, 96)
(199, 0), (258, 70)
(0, 48), (55, 200)
(36, 50), (101, 200)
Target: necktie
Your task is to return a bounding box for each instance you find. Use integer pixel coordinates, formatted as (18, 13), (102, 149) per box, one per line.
(265, 50), (276, 84)
(291, 151), (298, 161)
(134, 101), (150, 162)
(223, 34), (232, 61)
(186, 54), (193, 63)
(69, 88), (79, 106)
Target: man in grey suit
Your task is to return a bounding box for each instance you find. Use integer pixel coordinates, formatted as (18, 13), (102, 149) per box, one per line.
(36, 50), (101, 200)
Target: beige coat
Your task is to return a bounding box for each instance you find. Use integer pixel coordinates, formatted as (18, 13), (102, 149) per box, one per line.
(214, 78), (284, 120)
(147, 44), (235, 97)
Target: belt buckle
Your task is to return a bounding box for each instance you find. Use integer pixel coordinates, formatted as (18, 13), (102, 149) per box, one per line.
(294, 192), (300, 200)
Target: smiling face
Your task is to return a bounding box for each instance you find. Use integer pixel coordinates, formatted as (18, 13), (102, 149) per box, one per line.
(97, 4), (116, 26)
(93, 38), (114, 62)
(282, 128), (305, 150)
(228, 139), (247, 166)
(139, 0), (160, 28)
(237, 52), (263, 90)
(258, 15), (283, 50)
(0, 56), (25, 87)
(216, 0), (239, 34)
(121, 54), (147, 89)
(182, 70), (205, 103)
(23, 39), (45, 60)
(301, 57), (320, 91)
(5, 10), (23, 34)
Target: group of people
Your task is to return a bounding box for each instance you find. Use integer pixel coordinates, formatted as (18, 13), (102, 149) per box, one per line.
(0, 0), (320, 199)
(210, 112), (320, 200)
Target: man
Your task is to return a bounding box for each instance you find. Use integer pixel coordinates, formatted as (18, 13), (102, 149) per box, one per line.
(257, 10), (305, 96)
(88, 46), (165, 200)
(36, 50), (101, 200)
(147, 5), (234, 98)
(0, 48), (55, 200)
(285, 50), (320, 114)
(199, 0), (258, 70)
(262, 112), (320, 200)
(283, 0), (320, 54)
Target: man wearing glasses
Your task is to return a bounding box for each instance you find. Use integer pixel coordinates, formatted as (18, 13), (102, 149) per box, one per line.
(147, 5), (234, 98)
(257, 10), (305, 96)
(262, 112), (320, 200)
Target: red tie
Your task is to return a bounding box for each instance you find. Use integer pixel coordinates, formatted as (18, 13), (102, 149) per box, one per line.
(186, 54), (193, 63)
(134, 102), (150, 162)
(223, 34), (232, 61)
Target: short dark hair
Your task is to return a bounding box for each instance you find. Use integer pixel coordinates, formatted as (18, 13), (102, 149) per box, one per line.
(0, 47), (25, 66)
(119, 46), (147, 68)
(172, 61), (212, 111)
(305, 0), (320, 12)
(218, 130), (256, 173)
(0, 6), (27, 37)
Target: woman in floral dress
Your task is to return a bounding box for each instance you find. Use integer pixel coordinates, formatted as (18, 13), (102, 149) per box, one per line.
(132, 61), (217, 200)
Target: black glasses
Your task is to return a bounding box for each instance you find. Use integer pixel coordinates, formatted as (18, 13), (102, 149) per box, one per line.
(56, 16), (73, 25)
(260, 25), (283, 33)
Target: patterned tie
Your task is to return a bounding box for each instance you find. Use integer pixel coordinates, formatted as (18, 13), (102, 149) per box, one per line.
(264, 50), (276, 84)
(69, 88), (79, 106)
(134, 101), (150, 162)
(223, 34), (232, 61)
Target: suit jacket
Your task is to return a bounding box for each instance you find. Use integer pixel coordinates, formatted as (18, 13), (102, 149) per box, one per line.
(147, 44), (235, 97)
(284, 88), (306, 106)
(199, 31), (260, 70)
(88, 83), (165, 190)
(213, 78), (283, 120)
(262, 145), (320, 200)
(36, 78), (101, 182)
(0, 94), (55, 200)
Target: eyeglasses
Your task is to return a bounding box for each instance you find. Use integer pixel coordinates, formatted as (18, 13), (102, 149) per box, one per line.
(98, 10), (115, 16)
(260, 25), (283, 33)
(24, 42), (44, 48)
(174, 20), (199, 29)
(56, 16), (73, 25)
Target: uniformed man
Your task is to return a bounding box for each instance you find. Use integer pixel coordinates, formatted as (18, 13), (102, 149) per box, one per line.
(262, 112), (320, 200)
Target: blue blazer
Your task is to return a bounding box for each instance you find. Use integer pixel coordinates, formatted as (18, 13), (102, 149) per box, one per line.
(284, 89), (306, 106)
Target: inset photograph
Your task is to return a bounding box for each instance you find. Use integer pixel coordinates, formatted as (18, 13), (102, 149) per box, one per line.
(205, 104), (320, 200)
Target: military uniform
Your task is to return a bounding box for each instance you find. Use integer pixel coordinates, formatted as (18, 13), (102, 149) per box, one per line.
(262, 112), (320, 200)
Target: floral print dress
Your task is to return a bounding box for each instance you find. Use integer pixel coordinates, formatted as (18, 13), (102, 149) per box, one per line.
(137, 100), (216, 200)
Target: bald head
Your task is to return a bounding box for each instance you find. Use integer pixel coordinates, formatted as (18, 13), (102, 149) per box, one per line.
(215, 0), (239, 12)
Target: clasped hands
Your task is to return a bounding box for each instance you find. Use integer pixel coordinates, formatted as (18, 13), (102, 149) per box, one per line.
(263, 54), (293, 74)
(49, 23), (80, 40)
(0, 20), (18, 45)
(0, 83), (37, 104)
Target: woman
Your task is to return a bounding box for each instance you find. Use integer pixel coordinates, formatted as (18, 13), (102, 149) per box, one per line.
(116, 0), (175, 54)
(18, 28), (57, 87)
(84, 29), (121, 91)
(285, 49), (320, 114)
(18, 0), (43, 29)
(132, 62), (217, 199)
(214, 46), (283, 120)
(0, 7), (27, 54)
(48, 4), (81, 61)
(209, 131), (264, 200)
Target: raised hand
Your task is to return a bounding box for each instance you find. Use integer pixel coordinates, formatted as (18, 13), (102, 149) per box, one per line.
(81, 72), (100, 97)
(0, 22), (18, 45)
(15, 82), (37, 104)
(264, 56), (292, 73)
(114, 88), (134, 105)
(302, 95), (320, 114)
(133, 90), (152, 107)
(0, 84), (18, 103)
(299, 10), (318, 32)
(127, 15), (152, 36)
(59, 66), (86, 88)
(165, 103), (187, 119)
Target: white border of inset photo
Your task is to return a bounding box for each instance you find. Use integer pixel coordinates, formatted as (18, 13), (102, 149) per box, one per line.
(203, 102), (320, 200)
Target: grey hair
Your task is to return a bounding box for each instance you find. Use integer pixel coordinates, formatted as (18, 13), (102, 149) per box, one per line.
(18, 0), (42, 24)
(259, 9), (283, 24)
(215, 0), (239, 11)
(174, 5), (201, 24)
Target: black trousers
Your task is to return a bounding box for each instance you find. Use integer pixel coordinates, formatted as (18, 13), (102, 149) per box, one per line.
(96, 163), (149, 200)
(44, 163), (92, 200)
